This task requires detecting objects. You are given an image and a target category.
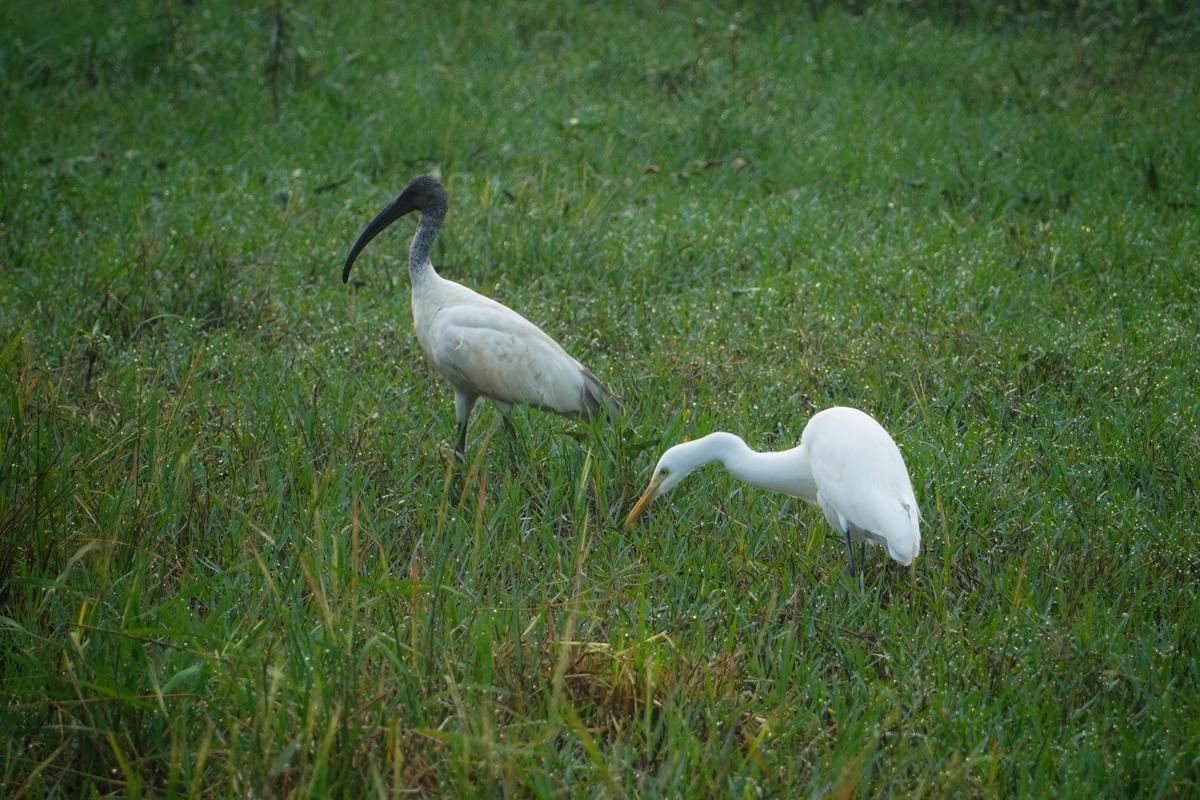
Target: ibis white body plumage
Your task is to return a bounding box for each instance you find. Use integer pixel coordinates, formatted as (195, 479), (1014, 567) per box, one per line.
(411, 275), (611, 418)
(624, 406), (920, 571)
(343, 175), (617, 458)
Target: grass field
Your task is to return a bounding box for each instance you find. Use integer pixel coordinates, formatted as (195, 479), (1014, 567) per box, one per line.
(3, 1), (1199, 796)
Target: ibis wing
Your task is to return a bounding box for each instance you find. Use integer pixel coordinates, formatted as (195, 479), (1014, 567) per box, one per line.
(426, 304), (600, 416)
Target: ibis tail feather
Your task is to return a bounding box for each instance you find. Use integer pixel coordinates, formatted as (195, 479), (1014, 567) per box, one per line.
(581, 367), (621, 423)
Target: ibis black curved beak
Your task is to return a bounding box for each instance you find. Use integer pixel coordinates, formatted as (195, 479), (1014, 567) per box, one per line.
(341, 193), (417, 283)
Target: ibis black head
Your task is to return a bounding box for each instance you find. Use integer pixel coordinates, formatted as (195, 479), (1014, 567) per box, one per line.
(342, 174), (448, 283)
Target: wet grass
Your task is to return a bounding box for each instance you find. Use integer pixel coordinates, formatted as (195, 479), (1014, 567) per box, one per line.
(2, 0), (1198, 796)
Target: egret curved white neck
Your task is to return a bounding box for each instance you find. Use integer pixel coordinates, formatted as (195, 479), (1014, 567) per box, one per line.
(687, 433), (817, 502)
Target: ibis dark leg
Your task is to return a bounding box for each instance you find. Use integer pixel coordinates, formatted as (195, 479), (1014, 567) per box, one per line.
(453, 391), (477, 463)
(455, 422), (468, 461)
(503, 415), (522, 466)
(494, 403), (522, 465)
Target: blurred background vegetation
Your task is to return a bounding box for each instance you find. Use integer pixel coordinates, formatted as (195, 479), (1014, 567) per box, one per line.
(2, 1), (1198, 796)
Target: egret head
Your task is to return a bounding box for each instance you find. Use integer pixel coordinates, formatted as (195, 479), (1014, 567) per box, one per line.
(342, 174), (448, 282)
(622, 439), (710, 529)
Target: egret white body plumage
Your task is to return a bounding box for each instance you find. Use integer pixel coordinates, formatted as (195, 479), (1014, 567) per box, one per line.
(624, 406), (920, 571)
(342, 175), (618, 458)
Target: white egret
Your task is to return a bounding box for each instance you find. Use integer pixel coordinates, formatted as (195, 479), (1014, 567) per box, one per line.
(624, 406), (920, 572)
(342, 175), (619, 459)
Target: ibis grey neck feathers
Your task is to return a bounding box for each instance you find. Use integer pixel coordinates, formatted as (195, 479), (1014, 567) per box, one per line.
(409, 203), (444, 279)
(402, 175), (447, 280)
(341, 174), (448, 285)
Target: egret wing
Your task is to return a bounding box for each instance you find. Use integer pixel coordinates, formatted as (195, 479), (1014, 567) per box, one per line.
(805, 408), (920, 563)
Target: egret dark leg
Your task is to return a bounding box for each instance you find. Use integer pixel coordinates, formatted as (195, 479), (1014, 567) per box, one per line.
(859, 542), (866, 575)
(844, 527), (856, 575)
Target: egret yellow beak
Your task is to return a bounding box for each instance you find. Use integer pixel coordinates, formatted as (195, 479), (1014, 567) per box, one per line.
(623, 475), (664, 529)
